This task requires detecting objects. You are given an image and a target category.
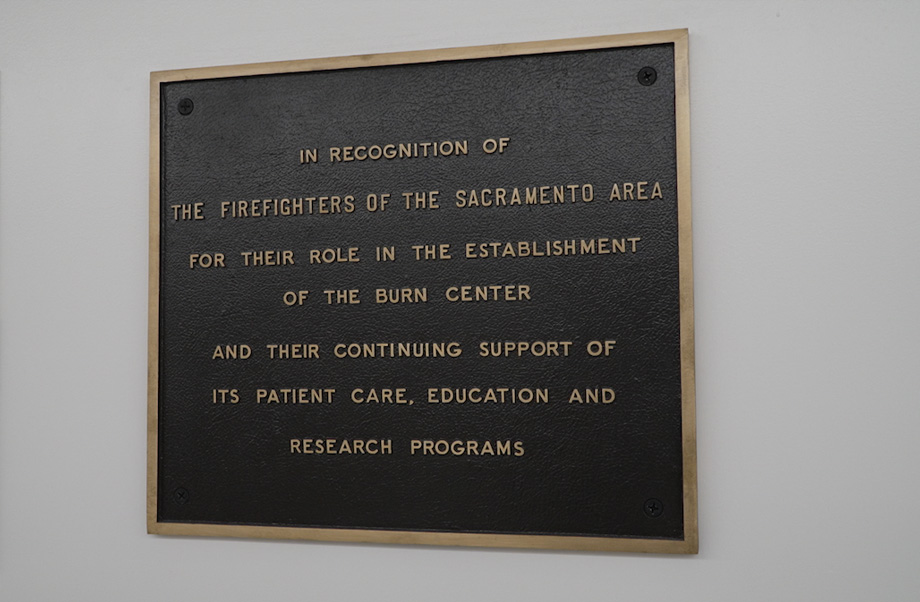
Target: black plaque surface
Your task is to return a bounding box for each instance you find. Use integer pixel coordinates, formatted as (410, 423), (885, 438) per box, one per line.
(149, 30), (696, 553)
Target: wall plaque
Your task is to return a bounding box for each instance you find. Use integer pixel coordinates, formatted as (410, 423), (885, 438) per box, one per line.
(148, 29), (697, 553)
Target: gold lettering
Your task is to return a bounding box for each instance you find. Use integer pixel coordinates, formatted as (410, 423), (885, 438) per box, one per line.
(171, 203), (204, 221)
(299, 148), (318, 164)
(444, 284), (531, 302)
(240, 250), (295, 267)
(406, 439), (524, 456)
(309, 247), (360, 264)
(568, 388), (616, 404)
(212, 344), (251, 359)
(323, 289), (360, 304)
(188, 253), (225, 269)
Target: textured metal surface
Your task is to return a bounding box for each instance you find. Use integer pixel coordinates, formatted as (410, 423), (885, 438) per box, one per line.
(155, 39), (689, 544)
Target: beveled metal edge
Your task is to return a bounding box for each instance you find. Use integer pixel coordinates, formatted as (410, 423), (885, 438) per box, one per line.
(147, 73), (161, 534)
(150, 522), (696, 554)
(149, 29), (688, 84)
(673, 29), (699, 554)
(147, 28), (696, 554)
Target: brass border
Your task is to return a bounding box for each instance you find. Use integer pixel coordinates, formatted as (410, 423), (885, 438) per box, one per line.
(147, 73), (161, 535)
(148, 29), (696, 554)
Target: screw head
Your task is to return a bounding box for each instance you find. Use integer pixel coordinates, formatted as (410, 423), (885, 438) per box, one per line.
(644, 498), (663, 518)
(638, 67), (658, 86)
(177, 98), (194, 115)
(174, 487), (190, 505)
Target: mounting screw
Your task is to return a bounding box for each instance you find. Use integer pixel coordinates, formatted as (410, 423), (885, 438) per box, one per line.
(644, 498), (663, 518)
(638, 67), (657, 86)
(174, 487), (190, 505)
(177, 98), (194, 115)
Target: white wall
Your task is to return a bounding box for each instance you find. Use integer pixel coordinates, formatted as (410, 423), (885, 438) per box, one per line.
(1, 1), (918, 599)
